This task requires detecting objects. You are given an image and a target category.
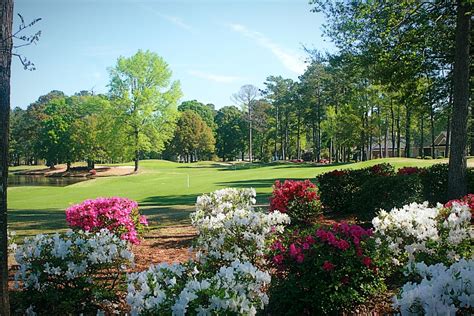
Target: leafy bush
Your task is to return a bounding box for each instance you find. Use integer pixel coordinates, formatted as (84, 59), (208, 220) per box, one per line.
(419, 163), (449, 204)
(191, 188), (290, 269)
(318, 162), (474, 217)
(301, 151), (314, 162)
(7, 229), (17, 253)
(66, 197), (148, 245)
(393, 259), (474, 315)
(266, 223), (386, 315)
(353, 174), (423, 220)
(127, 260), (271, 316)
(372, 200), (473, 270)
(127, 188), (286, 315)
(317, 163), (394, 214)
(269, 179), (322, 225)
(13, 229), (134, 315)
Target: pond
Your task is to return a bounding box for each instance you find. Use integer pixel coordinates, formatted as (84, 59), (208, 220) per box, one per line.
(8, 174), (90, 187)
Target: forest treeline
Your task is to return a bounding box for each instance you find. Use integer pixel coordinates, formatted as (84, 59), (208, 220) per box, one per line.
(8, 1), (473, 169)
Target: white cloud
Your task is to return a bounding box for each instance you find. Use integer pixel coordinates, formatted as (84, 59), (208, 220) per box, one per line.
(228, 23), (306, 75)
(161, 15), (194, 32)
(139, 4), (194, 32)
(188, 70), (243, 83)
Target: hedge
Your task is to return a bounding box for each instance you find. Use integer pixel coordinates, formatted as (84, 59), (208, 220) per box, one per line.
(316, 163), (474, 219)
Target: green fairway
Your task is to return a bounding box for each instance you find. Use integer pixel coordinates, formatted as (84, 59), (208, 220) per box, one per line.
(7, 158), (459, 236)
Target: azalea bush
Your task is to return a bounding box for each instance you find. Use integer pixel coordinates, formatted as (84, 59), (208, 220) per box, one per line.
(191, 188), (290, 269)
(269, 179), (322, 225)
(13, 229), (134, 315)
(66, 197), (148, 245)
(266, 223), (386, 315)
(7, 228), (17, 253)
(393, 259), (474, 315)
(127, 260), (271, 316)
(372, 200), (473, 270)
(127, 188), (282, 315)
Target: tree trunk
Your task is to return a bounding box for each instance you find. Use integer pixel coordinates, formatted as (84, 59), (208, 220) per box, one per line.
(0, 0), (13, 314)
(296, 113), (301, 160)
(248, 105), (252, 162)
(446, 108), (451, 158)
(384, 112), (388, 158)
(66, 161), (71, 172)
(312, 118), (317, 161)
(134, 129), (139, 172)
(420, 114), (424, 158)
(390, 99), (395, 157)
(396, 106), (401, 157)
(405, 106), (412, 158)
(448, 0), (471, 199)
(317, 98), (322, 162)
(470, 100), (474, 156)
(329, 138), (333, 164)
(361, 113), (366, 161)
(430, 105), (435, 158)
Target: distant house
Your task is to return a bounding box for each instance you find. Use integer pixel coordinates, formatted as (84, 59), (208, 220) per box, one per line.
(412, 131), (450, 158)
(370, 131), (449, 158)
(370, 139), (406, 159)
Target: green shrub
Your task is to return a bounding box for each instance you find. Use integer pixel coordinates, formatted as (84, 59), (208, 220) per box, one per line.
(301, 151), (314, 162)
(419, 163), (449, 204)
(266, 224), (386, 315)
(353, 174), (423, 220)
(317, 162), (474, 217)
(317, 163), (394, 214)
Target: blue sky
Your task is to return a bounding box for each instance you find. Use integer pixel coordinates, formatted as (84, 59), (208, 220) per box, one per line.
(11, 0), (335, 109)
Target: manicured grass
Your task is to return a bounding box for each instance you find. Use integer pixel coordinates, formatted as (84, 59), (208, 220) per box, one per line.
(7, 158), (461, 236)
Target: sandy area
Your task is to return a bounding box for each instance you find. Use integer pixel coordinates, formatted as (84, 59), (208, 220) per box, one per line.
(16, 164), (135, 178)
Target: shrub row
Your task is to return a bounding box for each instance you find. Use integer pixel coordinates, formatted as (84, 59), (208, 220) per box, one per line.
(317, 163), (474, 219)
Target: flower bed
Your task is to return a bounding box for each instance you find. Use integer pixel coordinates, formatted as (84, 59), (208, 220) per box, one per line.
(66, 197), (148, 244)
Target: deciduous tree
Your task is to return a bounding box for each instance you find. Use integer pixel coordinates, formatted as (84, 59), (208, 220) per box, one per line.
(109, 50), (182, 171)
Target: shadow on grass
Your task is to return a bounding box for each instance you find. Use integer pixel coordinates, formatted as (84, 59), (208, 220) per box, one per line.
(8, 208), (67, 236)
(140, 205), (194, 227)
(271, 162), (352, 169)
(140, 195), (198, 206)
(216, 177), (310, 188)
(177, 163), (227, 169)
(215, 161), (353, 172)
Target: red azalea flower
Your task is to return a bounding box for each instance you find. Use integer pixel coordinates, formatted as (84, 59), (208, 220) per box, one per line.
(273, 254), (284, 265)
(362, 256), (372, 267)
(322, 260), (335, 271)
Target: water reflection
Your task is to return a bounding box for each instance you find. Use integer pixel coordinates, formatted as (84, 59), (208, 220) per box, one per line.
(8, 174), (89, 187)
